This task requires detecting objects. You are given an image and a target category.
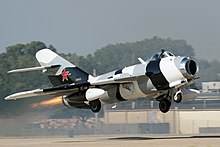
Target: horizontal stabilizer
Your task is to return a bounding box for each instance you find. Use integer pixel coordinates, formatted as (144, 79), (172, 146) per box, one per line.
(5, 89), (45, 100)
(5, 82), (90, 100)
(7, 65), (61, 73)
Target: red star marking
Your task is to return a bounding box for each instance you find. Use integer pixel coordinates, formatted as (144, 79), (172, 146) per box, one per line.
(61, 70), (70, 81)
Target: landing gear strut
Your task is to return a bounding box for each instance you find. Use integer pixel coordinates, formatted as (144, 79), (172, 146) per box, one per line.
(159, 99), (171, 113)
(173, 91), (182, 103)
(158, 90), (183, 113)
(89, 99), (101, 113)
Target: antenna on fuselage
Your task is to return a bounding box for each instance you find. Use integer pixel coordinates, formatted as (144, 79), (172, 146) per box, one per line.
(161, 48), (166, 54)
(159, 48), (166, 58)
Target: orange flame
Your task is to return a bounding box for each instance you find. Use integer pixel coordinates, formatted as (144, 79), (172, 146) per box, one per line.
(31, 96), (62, 108)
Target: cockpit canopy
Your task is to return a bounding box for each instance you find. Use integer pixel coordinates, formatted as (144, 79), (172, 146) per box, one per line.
(149, 50), (175, 61)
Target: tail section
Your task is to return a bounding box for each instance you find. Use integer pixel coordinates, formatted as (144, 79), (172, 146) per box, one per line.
(36, 49), (93, 86)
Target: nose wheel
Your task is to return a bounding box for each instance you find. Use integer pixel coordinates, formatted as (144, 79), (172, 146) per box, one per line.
(173, 92), (182, 103)
(159, 99), (171, 113)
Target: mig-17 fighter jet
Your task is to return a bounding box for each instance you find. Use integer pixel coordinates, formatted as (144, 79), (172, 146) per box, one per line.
(5, 49), (199, 113)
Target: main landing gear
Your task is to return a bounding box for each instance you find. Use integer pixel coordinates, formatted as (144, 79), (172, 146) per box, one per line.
(89, 99), (101, 113)
(158, 90), (183, 113)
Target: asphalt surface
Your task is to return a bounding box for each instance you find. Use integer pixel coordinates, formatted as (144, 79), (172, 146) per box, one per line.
(1, 135), (220, 147)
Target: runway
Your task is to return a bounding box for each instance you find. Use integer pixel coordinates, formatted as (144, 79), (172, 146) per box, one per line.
(1, 135), (220, 147)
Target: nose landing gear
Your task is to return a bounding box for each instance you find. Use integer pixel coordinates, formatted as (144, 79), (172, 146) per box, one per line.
(159, 99), (171, 113)
(158, 90), (183, 113)
(173, 90), (182, 103)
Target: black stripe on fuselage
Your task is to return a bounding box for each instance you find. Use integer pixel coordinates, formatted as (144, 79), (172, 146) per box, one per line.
(146, 59), (169, 90)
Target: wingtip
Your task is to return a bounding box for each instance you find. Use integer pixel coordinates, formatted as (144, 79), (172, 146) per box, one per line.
(7, 71), (13, 74)
(4, 96), (12, 100)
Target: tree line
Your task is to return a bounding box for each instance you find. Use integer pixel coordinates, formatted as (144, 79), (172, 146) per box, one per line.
(0, 37), (220, 117)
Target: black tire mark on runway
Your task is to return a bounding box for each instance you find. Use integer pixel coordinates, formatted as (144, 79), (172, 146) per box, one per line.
(109, 135), (220, 141)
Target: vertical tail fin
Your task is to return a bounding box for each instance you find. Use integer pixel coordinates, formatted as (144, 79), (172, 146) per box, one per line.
(36, 49), (93, 86)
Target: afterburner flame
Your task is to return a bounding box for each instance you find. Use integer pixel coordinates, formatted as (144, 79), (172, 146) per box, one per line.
(31, 96), (62, 108)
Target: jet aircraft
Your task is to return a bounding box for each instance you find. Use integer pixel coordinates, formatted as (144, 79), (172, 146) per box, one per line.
(5, 49), (199, 113)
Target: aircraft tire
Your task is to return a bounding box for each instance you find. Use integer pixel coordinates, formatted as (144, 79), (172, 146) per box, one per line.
(159, 99), (171, 113)
(89, 99), (101, 113)
(174, 93), (182, 103)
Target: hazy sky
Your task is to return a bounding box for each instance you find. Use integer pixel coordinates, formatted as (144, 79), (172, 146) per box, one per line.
(1, 0), (220, 61)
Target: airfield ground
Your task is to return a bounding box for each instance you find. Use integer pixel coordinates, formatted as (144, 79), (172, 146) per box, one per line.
(0, 135), (220, 147)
